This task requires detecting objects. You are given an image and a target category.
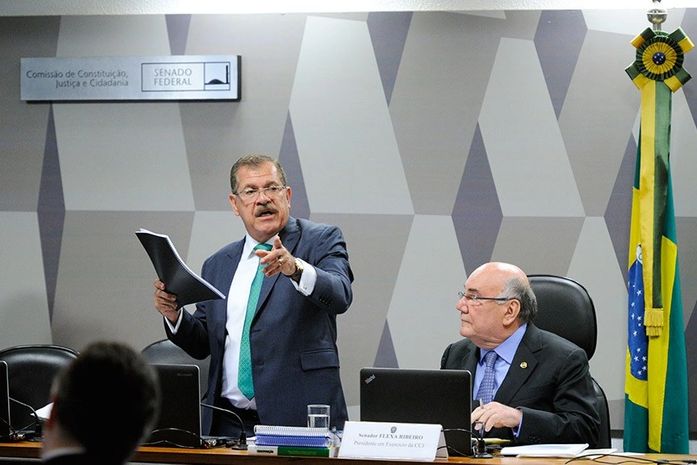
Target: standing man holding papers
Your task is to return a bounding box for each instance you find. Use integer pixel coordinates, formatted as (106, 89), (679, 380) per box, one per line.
(153, 154), (353, 437)
(441, 262), (600, 446)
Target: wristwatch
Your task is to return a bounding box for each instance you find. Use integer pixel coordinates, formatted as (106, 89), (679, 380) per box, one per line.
(290, 258), (304, 282)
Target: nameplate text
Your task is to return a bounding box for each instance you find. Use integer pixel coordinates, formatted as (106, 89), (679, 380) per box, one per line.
(338, 421), (442, 461)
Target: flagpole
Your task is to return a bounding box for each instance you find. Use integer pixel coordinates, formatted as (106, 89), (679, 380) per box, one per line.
(624, 0), (691, 452)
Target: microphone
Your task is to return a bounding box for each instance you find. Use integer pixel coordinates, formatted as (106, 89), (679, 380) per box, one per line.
(200, 402), (247, 449)
(9, 397), (42, 439)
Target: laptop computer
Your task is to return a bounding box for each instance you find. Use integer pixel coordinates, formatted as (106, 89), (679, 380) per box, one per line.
(0, 361), (10, 441)
(148, 363), (202, 448)
(360, 367), (472, 456)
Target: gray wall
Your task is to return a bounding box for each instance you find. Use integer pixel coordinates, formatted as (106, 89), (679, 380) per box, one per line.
(2, 10), (697, 433)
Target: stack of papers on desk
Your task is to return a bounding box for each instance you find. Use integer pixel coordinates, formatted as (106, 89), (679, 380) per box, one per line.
(249, 425), (337, 457)
(500, 443), (589, 457)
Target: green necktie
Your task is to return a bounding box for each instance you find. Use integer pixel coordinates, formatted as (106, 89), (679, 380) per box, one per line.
(238, 243), (272, 399)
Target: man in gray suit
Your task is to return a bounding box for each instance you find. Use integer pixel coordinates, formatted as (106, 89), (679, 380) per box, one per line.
(154, 155), (353, 437)
(441, 262), (599, 446)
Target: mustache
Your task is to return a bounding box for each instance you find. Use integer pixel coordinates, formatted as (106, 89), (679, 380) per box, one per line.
(255, 205), (277, 217)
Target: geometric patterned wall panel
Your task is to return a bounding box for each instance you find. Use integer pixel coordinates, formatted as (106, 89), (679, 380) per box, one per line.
(291, 16), (413, 215)
(0, 17), (59, 212)
(558, 29), (638, 216)
(386, 215), (465, 369)
(567, 217), (630, 423)
(184, 14), (306, 210)
(0, 212), (52, 347)
(3, 10), (697, 435)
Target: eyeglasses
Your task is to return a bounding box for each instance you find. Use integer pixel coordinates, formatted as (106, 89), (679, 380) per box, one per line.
(234, 185), (287, 202)
(457, 291), (513, 306)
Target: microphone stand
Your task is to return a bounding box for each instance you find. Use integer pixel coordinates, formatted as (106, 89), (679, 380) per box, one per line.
(9, 397), (42, 440)
(200, 402), (247, 449)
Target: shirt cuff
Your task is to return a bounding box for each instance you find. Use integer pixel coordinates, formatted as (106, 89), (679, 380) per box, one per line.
(164, 308), (184, 334)
(290, 258), (316, 296)
(512, 409), (523, 438)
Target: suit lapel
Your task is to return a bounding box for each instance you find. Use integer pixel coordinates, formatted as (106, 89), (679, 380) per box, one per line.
(255, 218), (301, 316)
(455, 344), (481, 404)
(214, 240), (244, 346)
(462, 344), (480, 375)
(278, 217), (302, 255)
(493, 325), (540, 405)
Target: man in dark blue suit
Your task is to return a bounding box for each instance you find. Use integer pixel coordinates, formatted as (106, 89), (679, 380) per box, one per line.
(154, 155), (353, 437)
(441, 262), (599, 446)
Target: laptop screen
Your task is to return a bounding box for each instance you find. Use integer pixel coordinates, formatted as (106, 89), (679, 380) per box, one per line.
(0, 361), (9, 441)
(148, 363), (201, 448)
(359, 367), (472, 456)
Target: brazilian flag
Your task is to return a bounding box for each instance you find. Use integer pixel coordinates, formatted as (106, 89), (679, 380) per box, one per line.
(623, 27), (691, 453)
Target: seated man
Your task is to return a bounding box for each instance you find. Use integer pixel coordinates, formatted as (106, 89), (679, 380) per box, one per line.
(41, 341), (160, 465)
(441, 262), (600, 446)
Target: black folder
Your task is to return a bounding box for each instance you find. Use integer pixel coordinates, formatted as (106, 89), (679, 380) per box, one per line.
(136, 229), (225, 307)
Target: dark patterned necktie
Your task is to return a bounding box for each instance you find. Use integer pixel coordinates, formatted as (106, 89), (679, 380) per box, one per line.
(475, 351), (498, 404)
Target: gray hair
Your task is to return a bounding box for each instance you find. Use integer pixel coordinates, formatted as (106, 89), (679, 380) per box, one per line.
(500, 276), (537, 323)
(230, 154), (287, 193)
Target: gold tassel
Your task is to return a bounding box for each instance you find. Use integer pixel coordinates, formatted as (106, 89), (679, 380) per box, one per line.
(645, 307), (664, 337)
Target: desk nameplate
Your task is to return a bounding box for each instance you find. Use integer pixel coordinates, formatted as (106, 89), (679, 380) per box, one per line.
(339, 420), (442, 461)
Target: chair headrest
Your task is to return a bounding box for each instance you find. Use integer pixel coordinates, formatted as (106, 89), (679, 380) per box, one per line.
(0, 344), (78, 409)
(141, 339), (193, 365)
(528, 274), (597, 360)
(0, 345), (78, 369)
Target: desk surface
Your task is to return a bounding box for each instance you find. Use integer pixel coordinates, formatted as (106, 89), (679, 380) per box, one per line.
(0, 441), (693, 465)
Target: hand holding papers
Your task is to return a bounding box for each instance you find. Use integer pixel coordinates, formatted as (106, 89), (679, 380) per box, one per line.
(136, 229), (225, 307)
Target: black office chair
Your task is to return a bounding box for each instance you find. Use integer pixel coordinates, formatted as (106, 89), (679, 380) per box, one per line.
(528, 274), (611, 448)
(141, 339), (210, 397)
(0, 344), (79, 435)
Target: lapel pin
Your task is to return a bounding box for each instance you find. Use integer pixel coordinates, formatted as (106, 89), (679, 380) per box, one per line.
(520, 361), (528, 369)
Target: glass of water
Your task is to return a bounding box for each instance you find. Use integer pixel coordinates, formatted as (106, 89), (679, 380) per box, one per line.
(307, 404), (330, 430)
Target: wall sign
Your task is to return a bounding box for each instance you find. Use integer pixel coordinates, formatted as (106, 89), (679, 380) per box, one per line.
(21, 55), (241, 101)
